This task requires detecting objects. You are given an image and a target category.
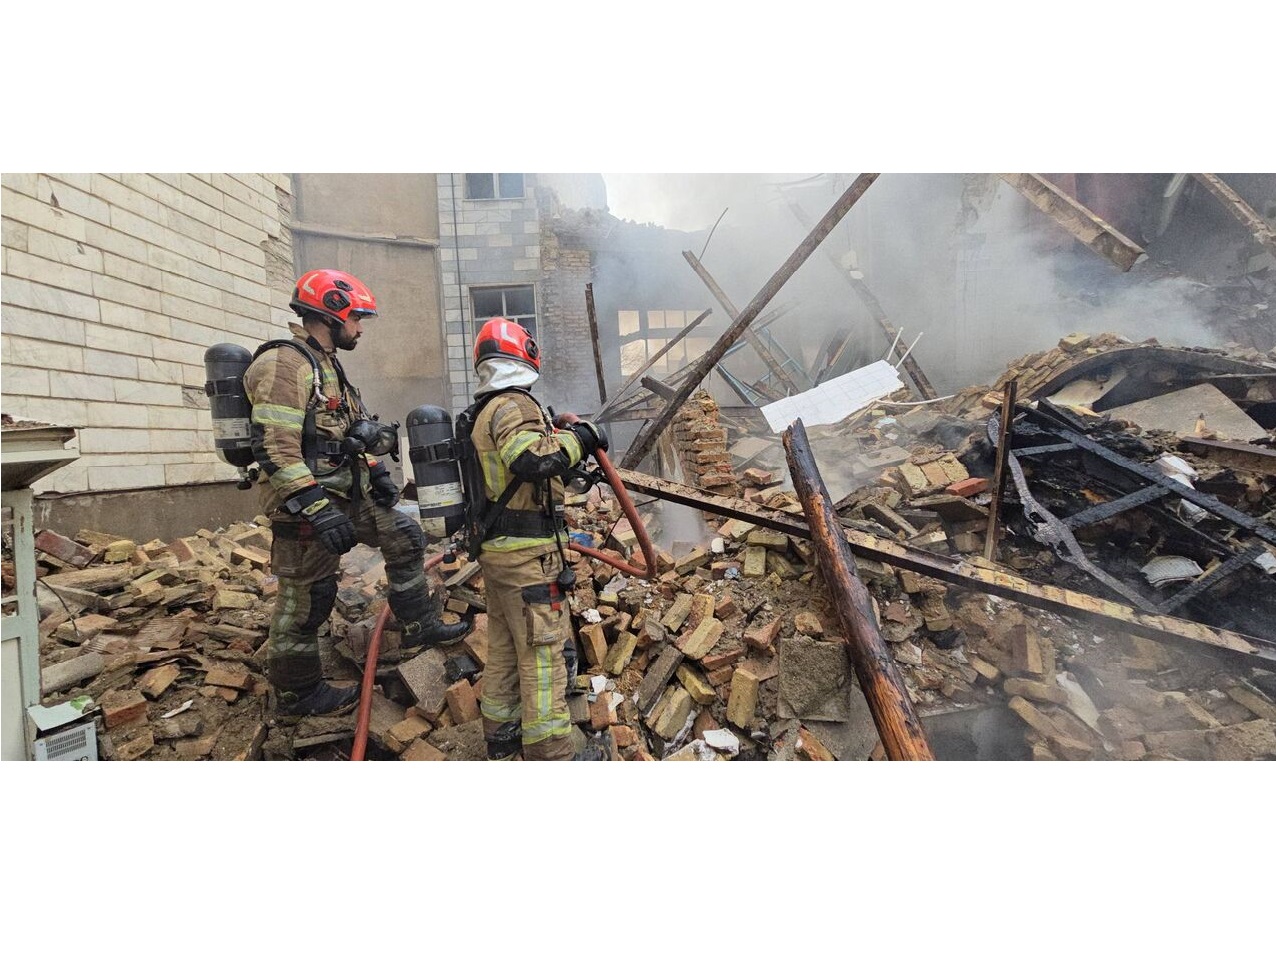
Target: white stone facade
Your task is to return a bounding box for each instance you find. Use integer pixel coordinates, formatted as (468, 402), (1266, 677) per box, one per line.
(1, 173), (294, 494)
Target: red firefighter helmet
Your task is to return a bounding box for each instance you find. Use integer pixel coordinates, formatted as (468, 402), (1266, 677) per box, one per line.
(474, 317), (540, 372)
(289, 269), (378, 328)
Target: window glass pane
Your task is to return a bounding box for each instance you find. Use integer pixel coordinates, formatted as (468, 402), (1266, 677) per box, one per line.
(648, 310), (666, 330)
(520, 316), (536, 336)
(472, 288), (504, 319)
(498, 173), (525, 198)
(665, 310), (686, 330)
(505, 286), (535, 317)
(618, 311), (640, 336)
(466, 174), (495, 199)
(620, 340), (649, 377)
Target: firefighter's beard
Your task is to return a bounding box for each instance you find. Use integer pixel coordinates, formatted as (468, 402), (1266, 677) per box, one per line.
(331, 323), (360, 351)
(476, 359), (540, 395)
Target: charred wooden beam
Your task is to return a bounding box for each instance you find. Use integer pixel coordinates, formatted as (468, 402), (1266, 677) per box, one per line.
(620, 174), (880, 469)
(639, 376), (678, 401)
(999, 173), (1147, 272)
(784, 420), (934, 761)
(585, 283), (607, 405)
(681, 250), (802, 395)
(1192, 174), (1276, 259)
(785, 198), (939, 399)
(1177, 437), (1276, 478)
(614, 467), (1276, 670)
(983, 380), (1018, 560)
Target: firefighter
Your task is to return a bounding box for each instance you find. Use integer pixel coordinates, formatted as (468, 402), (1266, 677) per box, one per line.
(465, 317), (608, 760)
(245, 269), (469, 720)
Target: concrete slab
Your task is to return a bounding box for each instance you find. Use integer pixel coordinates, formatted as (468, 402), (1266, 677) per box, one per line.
(777, 636), (852, 722)
(1107, 383), (1268, 442)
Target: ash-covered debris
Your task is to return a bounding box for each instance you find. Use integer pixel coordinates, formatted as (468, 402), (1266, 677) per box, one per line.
(18, 332), (1275, 762)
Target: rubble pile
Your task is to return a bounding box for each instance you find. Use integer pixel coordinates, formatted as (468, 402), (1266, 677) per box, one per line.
(20, 330), (1276, 761)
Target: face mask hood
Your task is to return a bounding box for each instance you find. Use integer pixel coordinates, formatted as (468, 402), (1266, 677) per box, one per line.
(476, 358), (540, 395)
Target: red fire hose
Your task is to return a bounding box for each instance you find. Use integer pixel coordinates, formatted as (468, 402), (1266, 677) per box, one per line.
(350, 441), (655, 760)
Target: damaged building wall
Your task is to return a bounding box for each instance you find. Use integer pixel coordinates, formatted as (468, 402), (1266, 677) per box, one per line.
(535, 188), (597, 412)
(290, 174), (448, 440)
(1, 173), (294, 534)
(437, 173), (545, 415)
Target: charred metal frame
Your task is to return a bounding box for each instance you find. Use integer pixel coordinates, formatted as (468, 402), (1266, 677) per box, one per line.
(996, 401), (1276, 619)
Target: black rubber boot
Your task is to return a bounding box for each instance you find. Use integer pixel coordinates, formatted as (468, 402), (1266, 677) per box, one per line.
(401, 612), (473, 650)
(274, 681), (360, 722)
(485, 721), (523, 761)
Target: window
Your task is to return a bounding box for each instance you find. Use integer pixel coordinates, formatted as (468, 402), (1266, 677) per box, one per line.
(472, 285), (537, 334)
(465, 173), (525, 200)
(618, 310), (709, 377)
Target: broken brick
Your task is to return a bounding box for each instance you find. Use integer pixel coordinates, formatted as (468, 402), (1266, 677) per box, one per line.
(726, 668), (759, 729)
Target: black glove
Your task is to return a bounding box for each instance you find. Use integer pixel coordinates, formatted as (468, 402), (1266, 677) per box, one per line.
(567, 419), (609, 457)
(286, 485), (357, 555)
(368, 461), (401, 509)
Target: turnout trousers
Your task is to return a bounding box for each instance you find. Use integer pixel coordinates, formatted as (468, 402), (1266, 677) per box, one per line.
(478, 545), (574, 761)
(267, 498), (434, 696)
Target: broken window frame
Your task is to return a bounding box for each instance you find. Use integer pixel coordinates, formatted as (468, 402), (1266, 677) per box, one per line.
(470, 284), (537, 336)
(464, 173), (525, 201)
(618, 310), (711, 379)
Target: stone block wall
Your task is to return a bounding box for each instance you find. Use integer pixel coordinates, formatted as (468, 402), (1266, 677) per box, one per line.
(437, 174), (542, 414)
(1, 173), (294, 494)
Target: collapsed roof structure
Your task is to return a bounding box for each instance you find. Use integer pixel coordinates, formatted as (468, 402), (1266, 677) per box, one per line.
(13, 173), (1276, 761)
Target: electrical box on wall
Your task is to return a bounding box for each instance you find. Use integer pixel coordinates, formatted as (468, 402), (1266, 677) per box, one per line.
(29, 699), (97, 762)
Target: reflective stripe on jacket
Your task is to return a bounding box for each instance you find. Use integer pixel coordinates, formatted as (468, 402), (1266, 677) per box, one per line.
(243, 323), (370, 513)
(471, 389), (583, 553)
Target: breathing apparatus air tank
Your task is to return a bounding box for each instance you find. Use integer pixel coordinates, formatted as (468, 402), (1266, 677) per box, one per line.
(204, 344), (255, 471)
(406, 405), (465, 541)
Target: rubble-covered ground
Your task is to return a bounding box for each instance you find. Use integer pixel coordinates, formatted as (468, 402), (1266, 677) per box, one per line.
(11, 331), (1276, 762)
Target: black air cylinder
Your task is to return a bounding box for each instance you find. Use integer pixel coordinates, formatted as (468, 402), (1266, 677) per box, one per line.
(204, 344), (255, 469)
(407, 405), (464, 541)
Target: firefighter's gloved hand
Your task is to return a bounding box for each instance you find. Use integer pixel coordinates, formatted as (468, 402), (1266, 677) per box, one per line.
(368, 461), (401, 509)
(567, 419), (608, 457)
(287, 486), (357, 555)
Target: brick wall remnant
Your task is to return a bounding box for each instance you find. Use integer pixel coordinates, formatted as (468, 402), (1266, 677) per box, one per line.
(671, 391), (741, 497)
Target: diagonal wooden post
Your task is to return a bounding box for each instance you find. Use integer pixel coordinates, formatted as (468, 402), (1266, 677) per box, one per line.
(681, 250), (802, 394)
(998, 173), (1146, 272)
(621, 173), (880, 469)
(983, 380), (1018, 561)
(585, 283), (607, 406)
(784, 197), (939, 398)
(1192, 174), (1276, 259)
(784, 419), (934, 760)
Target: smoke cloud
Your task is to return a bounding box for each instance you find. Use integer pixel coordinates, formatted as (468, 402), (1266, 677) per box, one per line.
(599, 174), (1231, 398)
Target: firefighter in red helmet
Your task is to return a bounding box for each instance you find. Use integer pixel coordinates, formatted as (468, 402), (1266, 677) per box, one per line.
(244, 270), (469, 721)
(464, 317), (608, 760)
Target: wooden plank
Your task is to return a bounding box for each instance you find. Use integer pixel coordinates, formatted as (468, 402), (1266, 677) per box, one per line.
(984, 379), (1018, 560)
(1192, 174), (1276, 259)
(613, 467), (1276, 670)
(999, 173), (1146, 272)
(620, 173), (880, 469)
(785, 420), (933, 761)
(585, 283), (608, 405)
(681, 250), (802, 394)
